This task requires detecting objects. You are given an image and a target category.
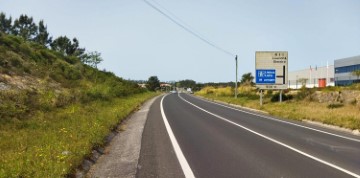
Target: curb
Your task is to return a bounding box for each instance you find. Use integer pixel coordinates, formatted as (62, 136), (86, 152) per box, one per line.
(303, 120), (360, 136)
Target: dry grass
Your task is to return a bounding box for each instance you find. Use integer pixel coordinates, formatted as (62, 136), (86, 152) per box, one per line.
(196, 87), (360, 130)
(264, 101), (360, 129)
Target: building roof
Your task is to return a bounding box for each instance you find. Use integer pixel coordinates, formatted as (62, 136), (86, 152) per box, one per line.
(288, 65), (334, 81)
(334, 55), (360, 67)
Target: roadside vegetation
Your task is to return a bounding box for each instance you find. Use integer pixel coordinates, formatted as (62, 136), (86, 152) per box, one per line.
(0, 12), (159, 177)
(196, 74), (360, 130)
(0, 93), (156, 177)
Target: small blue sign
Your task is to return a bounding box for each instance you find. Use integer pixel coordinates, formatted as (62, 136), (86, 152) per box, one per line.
(256, 69), (276, 84)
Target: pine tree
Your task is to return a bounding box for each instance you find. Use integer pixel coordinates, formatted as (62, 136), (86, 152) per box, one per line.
(34, 20), (52, 47)
(0, 12), (12, 34)
(50, 36), (71, 55)
(12, 14), (38, 40)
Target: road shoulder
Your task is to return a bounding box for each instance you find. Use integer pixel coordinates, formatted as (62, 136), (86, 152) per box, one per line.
(136, 94), (185, 178)
(86, 95), (161, 178)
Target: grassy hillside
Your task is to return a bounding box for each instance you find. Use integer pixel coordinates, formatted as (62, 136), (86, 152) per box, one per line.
(0, 33), (158, 177)
(196, 85), (360, 130)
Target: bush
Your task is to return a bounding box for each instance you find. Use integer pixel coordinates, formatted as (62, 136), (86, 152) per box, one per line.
(64, 56), (80, 64)
(238, 92), (259, 100)
(296, 86), (315, 101)
(55, 94), (70, 108)
(215, 86), (233, 97)
(37, 90), (57, 111)
(0, 90), (29, 119)
(0, 35), (21, 50)
(38, 49), (56, 64)
(327, 103), (344, 109)
(19, 43), (32, 56)
(271, 92), (293, 102)
(265, 90), (273, 97)
(63, 66), (82, 80)
(9, 56), (22, 68)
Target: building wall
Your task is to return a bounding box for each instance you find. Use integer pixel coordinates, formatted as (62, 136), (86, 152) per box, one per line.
(288, 65), (334, 89)
(334, 55), (360, 86)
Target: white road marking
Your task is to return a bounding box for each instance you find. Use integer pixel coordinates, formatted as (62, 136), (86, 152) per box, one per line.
(188, 94), (360, 143)
(160, 95), (195, 178)
(178, 94), (360, 178)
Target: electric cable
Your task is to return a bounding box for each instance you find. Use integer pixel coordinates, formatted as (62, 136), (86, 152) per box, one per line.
(143, 0), (235, 57)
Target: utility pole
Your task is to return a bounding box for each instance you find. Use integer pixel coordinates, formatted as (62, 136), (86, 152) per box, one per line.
(235, 55), (238, 98)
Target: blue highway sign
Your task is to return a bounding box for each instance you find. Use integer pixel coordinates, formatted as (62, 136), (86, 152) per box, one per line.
(256, 69), (276, 84)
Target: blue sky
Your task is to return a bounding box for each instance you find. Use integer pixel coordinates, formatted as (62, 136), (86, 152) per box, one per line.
(1, 0), (359, 82)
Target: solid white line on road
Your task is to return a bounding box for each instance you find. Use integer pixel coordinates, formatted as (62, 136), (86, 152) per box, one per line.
(160, 95), (195, 178)
(178, 94), (360, 178)
(188, 94), (360, 143)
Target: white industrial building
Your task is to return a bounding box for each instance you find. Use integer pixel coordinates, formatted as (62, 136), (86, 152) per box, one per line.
(288, 65), (334, 89)
(287, 55), (360, 89)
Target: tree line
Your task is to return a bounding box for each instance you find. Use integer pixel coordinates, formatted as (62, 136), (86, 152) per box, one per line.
(145, 72), (255, 92)
(0, 12), (102, 68)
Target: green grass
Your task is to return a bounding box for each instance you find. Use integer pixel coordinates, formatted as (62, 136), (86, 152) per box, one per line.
(0, 92), (158, 178)
(0, 29), (159, 177)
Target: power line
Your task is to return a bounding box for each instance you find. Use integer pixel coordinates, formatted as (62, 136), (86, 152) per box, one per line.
(147, 0), (203, 37)
(143, 0), (235, 57)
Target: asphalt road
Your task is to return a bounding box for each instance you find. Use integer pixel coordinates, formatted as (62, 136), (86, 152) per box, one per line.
(137, 93), (360, 178)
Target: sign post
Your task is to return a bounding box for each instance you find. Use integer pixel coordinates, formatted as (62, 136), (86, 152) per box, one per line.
(255, 51), (288, 103)
(235, 55), (238, 99)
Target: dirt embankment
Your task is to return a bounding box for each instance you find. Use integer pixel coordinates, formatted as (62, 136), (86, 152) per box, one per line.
(0, 74), (61, 92)
(313, 90), (360, 107)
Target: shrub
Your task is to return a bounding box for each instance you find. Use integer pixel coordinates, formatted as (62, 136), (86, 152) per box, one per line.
(350, 99), (357, 106)
(237, 92), (259, 100)
(265, 90), (273, 97)
(0, 35), (21, 50)
(270, 92), (293, 102)
(39, 49), (57, 64)
(327, 103), (344, 109)
(64, 56), (80, 64)
(349, 83), (360, 90)
(63, 66), (82, 80)
(0, 90), (29, 119)
(296, 86), (315, 101)
(37, 90), (57, 111)
(55, 91), (74, 108)
(19, 43), (32, 56)
(5, 51), (23, 66)
(215, 86), (233, 97)
(9, 56), (22, 68)
(197, 86), (215, 95)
